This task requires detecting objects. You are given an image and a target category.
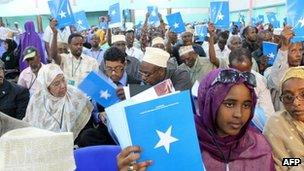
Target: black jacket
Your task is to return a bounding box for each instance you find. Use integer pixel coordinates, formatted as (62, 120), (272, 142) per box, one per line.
(0, 80), (30, 119)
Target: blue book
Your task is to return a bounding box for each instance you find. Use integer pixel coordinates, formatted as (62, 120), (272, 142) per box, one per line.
(78, 71), (119, 108)
(210, 1), (230, 29)
(287, 0), (304, 42)
(195, 24), (207, 42)
(125, 91), (205, 171)
(73, 11), (90, 31)
(147, 6), (160, 26)
(108, 3), (121, 28)
(258, 15), (264, 23)
(267, 12), (280, 28)
(263, 41), (278, 66)
(51, 0), (75, 29)
(166, 12), (186, 33)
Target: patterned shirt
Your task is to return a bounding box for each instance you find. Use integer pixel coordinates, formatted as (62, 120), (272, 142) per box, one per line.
(60, 53), (99, 86)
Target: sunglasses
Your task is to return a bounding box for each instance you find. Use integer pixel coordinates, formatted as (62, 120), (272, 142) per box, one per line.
(212, 70), (257, 87)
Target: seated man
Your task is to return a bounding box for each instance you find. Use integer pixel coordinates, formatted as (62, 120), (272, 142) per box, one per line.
(17, 46), (44, 95)
(0, 60), (29, 119)
(140, 47), (191, 91)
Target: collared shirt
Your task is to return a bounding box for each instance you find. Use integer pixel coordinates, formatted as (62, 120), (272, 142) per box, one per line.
(83, 47), (104, 64)
(203, 42), (231, 59)
(42, 25), (70, 45)
(17, 63), (44, 95)
(60, 53), (99, 86)
(126, 46), (144, 62)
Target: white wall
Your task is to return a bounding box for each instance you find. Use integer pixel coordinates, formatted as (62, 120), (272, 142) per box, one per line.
(229, 0), (285, 12)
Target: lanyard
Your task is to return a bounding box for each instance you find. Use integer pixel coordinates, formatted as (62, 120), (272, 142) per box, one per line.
(43, 96), (65, 130)
(28, 74), (37, 90)
(71, 57), (82, 77)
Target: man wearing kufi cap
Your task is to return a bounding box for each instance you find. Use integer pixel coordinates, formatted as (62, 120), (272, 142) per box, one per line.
(151, 36), (165, 50)
(0, 60), (29, 120)
(17, 46), (44, 95)
(100, 34), (141, 81)
(169, 30), (207, 65)
(178, 45), (226, 85)
(140, 47), (191, 91)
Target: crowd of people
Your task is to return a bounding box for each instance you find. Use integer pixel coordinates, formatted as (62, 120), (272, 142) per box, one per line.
(0, 8), (304, 171)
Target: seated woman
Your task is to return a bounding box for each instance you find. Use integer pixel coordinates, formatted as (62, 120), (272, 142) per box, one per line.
(23, 64), (93, 140)
(116, 68), (275, 171)
(1, 39), (19, 80)
(264, 66), (304, 170)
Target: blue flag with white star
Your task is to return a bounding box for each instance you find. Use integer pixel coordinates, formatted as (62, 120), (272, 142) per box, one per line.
(108, 3), (122, 28)
(267, 12), (280, 28)
(195, 24), (207, 42)
(210, 1), (230, 29)
(287, 0), (304, 42)
(147, 6), (160, 26)
(51, 0), (75, 29)
(78, 71), (120, 108)
(123, 9), (132, 22)
(166, 12), (186, 33)
(48, 0), (59, 18)
(73, 11), (90, 31)
(263, 41), (278, 66)
(125, 91), (205, 171)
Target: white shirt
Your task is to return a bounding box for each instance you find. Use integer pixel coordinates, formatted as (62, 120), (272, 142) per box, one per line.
(265, 49), (289, 111)
(126, 46), (144, 62)
(0, 26), (9, 40)
(203, 42), (231, 59)
(251, 70), (275, 120)
(43, 25), (71, 45)
(17, 64), (44, 96)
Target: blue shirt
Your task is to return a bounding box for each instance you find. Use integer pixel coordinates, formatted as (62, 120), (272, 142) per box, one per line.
(83, 48), (104, 65)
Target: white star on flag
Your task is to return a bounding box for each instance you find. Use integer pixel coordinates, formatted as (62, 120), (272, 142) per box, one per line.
(151, 9), (157, 17)
(267, 52), (275, 59)
(59, 10), (67, 18)
(77, 20), (83, 25)
(298, 17), (304, 28)
(217, 11), (224, 21)
(111, 10), (116, 16)
(154, 125), (179, 154)
(100, 90), (111, 100)
(173, 22), (179, 28)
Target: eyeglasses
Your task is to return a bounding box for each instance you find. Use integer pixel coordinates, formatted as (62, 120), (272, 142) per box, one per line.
(105, 66), (124, 73)
(212, 70), (257, 87)
(280, 91), (304, 104)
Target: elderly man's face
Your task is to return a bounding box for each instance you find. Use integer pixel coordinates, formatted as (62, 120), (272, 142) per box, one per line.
(113, 41), (126, 53)
(26, 55), (41, 74)
(180, 51), (197, 68)
(139, 61), (164, 85)
(228, 37), (242, 51)
(152, 43), (165, 50)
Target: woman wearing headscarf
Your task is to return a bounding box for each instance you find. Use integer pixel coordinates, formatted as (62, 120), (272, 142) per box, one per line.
(1, 39), (19, 80)
(18, 21), (46, 71)
(116, 68), (275, 171)
(264, 66), (304, 170)
(23, 64), (92, 140)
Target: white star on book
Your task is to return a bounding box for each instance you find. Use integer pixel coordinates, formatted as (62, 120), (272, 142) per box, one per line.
(173, 22), (179, 28)
(154, 125), (179, 154)
(298, 17), (304, 28)
(111, 10), (116, 16)
(100, 90), (111, 100)
(59, 10), (67, 18)
(77, 19), (83, 25)
(217, 11), (224, 20)
(267, 52), (275, 59)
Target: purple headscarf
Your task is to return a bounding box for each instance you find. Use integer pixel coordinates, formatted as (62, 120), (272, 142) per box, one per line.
(19, 21), (46, 71)
(195, 68), (271, 163)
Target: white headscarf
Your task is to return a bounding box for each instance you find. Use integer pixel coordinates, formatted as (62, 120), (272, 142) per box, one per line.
(23, 64), (92, 139)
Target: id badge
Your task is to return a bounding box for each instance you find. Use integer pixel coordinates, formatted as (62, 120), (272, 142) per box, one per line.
(67, 79), (75, 86)
(5, 56), (10, 61)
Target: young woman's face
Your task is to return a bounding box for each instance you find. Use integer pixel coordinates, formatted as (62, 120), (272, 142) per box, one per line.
(216, 83), (253, 137)
(281, 78), (304, 122)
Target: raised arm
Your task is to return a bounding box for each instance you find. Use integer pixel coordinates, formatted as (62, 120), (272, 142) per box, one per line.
(49, 25), (62, 65)
(208, 23), (220, 67)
